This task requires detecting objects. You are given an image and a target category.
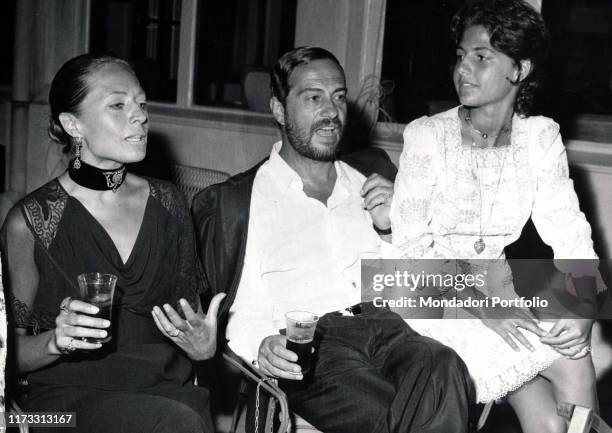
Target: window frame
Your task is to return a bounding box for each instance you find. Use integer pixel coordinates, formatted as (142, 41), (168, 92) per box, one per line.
(154, 0), (612, 146)
(147, 0), (278, 123)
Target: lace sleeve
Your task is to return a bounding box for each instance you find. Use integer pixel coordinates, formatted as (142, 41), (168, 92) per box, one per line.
(390, 117), (442, 258)
(150, 179), (206, 309)
(1, 206), (41, 332)
(530, 119), (597, 260)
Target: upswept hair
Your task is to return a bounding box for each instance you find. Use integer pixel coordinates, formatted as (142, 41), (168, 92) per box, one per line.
(451, 0), (550, 116)
(270, 46), (344, 105)
(48, 53), (134, 152)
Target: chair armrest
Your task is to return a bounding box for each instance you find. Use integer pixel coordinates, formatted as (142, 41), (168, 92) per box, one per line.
(222, 351), (290, 433)
(9, 399), (30, 433)
(558, 402), (612, 433)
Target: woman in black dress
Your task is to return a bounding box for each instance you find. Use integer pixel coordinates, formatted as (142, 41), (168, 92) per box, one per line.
(1, 54), (225, 433)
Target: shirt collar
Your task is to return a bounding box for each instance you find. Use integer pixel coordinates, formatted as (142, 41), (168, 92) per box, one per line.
(268, 141), (351, 197)
(268, 141), (303, 194)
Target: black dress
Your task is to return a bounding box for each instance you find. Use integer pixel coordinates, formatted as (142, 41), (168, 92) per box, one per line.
(2, 177), (213, 433)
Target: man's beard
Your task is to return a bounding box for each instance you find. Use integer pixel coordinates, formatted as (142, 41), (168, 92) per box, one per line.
(284, 115), (343, 162)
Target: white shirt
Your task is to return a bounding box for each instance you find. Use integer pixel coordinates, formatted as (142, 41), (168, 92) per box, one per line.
(226, 141), (394, 363)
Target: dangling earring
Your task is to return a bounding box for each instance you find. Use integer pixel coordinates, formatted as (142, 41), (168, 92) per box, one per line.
(73, 137), (82, 169)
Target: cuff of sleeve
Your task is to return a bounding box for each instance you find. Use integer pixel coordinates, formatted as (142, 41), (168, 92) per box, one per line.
(373, 224), (392, 235)
(227, 325), (277, 365)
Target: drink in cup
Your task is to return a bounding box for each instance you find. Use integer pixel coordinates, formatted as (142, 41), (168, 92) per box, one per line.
(77, 272), (117, 343)
(285, 311), (319, 375)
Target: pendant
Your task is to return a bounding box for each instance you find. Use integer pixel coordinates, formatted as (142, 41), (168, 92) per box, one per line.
(474, 238), (485, 254)
(103, 167), (126, 193)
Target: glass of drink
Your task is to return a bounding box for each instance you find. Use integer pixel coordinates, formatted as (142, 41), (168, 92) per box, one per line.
(285, 311), (319, 376)
(77, 272), (117, 343)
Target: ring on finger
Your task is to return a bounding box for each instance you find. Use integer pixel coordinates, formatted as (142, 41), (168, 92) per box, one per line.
(59, 337), (76, 354)
(566, 345), (590, 356)
(60, 297), (72, 314)
(169, 328), (180, 338)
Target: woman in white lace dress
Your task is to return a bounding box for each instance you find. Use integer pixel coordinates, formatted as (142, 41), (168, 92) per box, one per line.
(390, 1), (599, 432)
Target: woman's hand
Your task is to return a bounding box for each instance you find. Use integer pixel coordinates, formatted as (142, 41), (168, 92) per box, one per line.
(49, 297), (110, 355)
(480, 307), (547, 352)
(539, 318), (593, 359)
(152, 293), (226, 361)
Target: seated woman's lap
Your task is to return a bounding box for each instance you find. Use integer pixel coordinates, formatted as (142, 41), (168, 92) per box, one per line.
(25, 384), (213, 433)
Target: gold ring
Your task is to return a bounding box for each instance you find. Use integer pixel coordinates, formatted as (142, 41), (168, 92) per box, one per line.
(169, 328), (180, 338)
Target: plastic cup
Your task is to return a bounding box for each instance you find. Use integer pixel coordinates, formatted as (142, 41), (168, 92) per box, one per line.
(77, 272), (117, 343)
(285, 311), (319, 375)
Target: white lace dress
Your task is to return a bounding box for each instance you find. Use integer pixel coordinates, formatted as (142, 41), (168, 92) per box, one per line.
(390, 106), (598, 403)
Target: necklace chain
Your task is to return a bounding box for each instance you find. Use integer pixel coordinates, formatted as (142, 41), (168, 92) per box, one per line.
(466, 106), (513, 254)
(464, 108), (511, 145)
(472, 147), (509, 254)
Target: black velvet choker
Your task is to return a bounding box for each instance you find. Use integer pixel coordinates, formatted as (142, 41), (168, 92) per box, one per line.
(68, 159), (126, 192)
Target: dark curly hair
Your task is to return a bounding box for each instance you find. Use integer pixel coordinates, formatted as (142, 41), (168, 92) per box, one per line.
(48, 53), (134, 153)
(451, 0), (550, 116)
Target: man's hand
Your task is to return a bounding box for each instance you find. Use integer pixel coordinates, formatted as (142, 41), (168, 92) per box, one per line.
(152, 293), (226, 361)
(361, 173), (393, 232)
(539, 318), (593, 359)
(257, 335), (303, 380)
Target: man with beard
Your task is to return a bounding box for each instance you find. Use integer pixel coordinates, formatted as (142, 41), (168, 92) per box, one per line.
(191, 46), (473, 433)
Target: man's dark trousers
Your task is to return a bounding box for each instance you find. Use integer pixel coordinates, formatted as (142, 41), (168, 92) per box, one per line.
(282, 307), (473, 433)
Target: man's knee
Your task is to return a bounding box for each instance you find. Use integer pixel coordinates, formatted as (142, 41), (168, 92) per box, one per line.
(428, 342), (473, 399)
(429, 343), (466, 373)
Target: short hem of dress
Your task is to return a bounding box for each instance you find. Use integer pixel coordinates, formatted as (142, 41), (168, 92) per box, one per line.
(474, 355), (559, 404)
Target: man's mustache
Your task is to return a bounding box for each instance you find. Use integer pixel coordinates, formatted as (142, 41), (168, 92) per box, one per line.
(310, 118), (343, 133)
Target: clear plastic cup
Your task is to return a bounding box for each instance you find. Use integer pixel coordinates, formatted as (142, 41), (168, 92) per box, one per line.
(77, 272), (117, 343)
(285, 311), (319, 375)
